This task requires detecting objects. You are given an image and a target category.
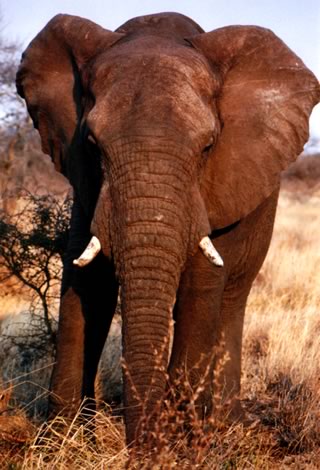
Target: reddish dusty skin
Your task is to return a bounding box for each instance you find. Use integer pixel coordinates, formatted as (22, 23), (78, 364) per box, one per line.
(16, 12), (319, 445)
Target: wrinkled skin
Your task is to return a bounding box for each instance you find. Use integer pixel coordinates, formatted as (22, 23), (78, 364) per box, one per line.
(16, 12), (319, 444)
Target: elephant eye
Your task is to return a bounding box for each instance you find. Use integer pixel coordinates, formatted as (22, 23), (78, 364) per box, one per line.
(83, 124), (98, 147)
(87, 133), (97, 145)
(202, 136), (215, 157)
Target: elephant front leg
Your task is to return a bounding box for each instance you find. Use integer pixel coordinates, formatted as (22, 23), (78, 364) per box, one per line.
(168, 249), (226, 418)
(211, 284), (250, 422)
(49, 254), (118, 417)
(168, 252), (263, 424)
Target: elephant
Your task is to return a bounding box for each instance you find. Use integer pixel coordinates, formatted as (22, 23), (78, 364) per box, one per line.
(16, 12), (319, 445)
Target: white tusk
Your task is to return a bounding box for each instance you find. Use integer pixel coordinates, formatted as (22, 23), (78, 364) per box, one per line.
(199, 236), (224, 267)
(73, 236), (101, 267)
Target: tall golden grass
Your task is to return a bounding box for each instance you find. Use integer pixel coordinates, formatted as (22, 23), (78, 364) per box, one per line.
(245, 187), (320, 385)
(1, 183), (320, 468)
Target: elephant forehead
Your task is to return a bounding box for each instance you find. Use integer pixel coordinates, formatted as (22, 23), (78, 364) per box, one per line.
(88, 60), (217, 142)
(85, 42), (220, 142)
(91, 42), (219, 99)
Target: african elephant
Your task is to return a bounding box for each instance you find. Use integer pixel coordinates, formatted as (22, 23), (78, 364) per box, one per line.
(16, 12), (319, 444)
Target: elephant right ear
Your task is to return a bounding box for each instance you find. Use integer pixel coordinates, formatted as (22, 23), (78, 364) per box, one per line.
(189, 26), (320, 229)
(16, 14), (123, 174)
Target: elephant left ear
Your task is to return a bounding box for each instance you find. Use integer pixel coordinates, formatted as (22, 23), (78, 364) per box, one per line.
(189, 26), (320, 229)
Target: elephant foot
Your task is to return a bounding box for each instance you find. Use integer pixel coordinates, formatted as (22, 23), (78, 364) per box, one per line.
(37, 401), (98, 449)
(48, 389), (82, 419)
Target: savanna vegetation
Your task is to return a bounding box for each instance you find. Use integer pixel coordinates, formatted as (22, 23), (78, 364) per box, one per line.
(0, 17), (320, 469)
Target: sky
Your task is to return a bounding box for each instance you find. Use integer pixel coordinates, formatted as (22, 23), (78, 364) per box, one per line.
(1, 0), (320, 143)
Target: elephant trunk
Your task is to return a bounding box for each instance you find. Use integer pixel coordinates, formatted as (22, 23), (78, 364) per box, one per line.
(110, 150), (188, 442)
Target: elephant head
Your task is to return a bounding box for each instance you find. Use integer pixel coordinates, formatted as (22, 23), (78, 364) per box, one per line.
(16, 12), (319, 442)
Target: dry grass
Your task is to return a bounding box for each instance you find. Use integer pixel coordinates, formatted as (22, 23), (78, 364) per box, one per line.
(244, 185), (320, 385)
(1, 180), (320, 468)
